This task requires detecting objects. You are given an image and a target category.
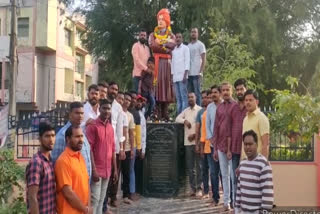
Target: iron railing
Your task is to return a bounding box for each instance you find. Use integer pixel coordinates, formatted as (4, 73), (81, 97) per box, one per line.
(263, 106), (314, 161)
(13, 103), (69, 159)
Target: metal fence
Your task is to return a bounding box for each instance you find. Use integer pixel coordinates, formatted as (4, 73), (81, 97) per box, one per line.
(263, 106), (314, 162)
(13, 103), (69, 159)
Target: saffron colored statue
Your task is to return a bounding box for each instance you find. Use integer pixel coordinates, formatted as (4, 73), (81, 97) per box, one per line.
(149, 8), (176, 120)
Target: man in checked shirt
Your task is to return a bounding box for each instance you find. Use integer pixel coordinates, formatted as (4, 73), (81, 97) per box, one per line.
(26, 122), (56, 214)
(229, 78), (247, 206)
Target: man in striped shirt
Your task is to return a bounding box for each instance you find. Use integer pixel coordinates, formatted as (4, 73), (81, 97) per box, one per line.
(235, 130), (274, 213)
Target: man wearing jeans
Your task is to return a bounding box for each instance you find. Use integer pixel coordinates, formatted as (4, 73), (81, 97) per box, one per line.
(230, 78), (247, 205)
(132, 29), (150, 92)
(188, 28), (206, 106)
(176, 92), (202, 197)
(206, 85), (222, 206)
(212, 82), (236, 211)
(196, 90), (209, 198)
(86, 99), (118, 214)
(171, 32), (190, 115)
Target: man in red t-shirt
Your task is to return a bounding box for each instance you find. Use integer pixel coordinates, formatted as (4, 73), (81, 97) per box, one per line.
(86, 99), (118, 214)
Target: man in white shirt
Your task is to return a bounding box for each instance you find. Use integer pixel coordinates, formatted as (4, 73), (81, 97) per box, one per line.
(83, 84), (100, 126)
(171, 33), (190, 115)
(105, 82), (124, 208)
(176, 92), (202, 197)
(188, 28), (206, 106)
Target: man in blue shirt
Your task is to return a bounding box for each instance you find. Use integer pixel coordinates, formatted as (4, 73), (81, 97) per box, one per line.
(205, 85), (222, 206)
(51, 102), (92, 179)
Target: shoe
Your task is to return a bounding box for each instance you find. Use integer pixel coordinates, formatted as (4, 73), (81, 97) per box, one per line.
(223, 204), (230, 211)
(109, 200), (119, 208)
(196, 190), (203, 197)
(123, 197), (133, 205)
(129, 193), (140, 201)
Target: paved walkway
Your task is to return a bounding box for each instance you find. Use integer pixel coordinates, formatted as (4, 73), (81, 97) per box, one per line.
(109, 196), (233, 214)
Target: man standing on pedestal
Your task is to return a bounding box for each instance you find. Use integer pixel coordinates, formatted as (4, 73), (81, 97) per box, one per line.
(132, 29), (150, 93)
(188, 28), (206, 106)
(176, 92), (202, 197)
(171, 32), (190, 115)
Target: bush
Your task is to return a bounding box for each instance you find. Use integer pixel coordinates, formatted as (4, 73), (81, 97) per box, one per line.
(269, 77), (320, 144)
(0, 149), (27, 214)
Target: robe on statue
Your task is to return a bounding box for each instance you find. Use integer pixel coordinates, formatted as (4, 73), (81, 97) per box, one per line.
(149, 33), (176, 103)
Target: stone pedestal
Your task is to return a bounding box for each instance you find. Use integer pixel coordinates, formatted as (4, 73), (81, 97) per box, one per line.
(141, 123), (185, 198)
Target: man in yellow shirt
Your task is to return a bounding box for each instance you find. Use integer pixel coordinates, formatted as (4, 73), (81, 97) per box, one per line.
(242, 90), (270, 159)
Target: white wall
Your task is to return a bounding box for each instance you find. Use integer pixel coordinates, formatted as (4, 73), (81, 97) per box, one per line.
(16, 52), (33, 103)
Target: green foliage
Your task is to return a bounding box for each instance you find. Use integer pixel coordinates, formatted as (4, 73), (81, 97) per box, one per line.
(0, 149), (26, 214)
(308, 62), (320, 98)
(269, 77), (320, 142)
(0, 200), (27, 214)
(77, 0), (320, 103)
(204, 29), (264, 89)
(270, 146), (313, 161)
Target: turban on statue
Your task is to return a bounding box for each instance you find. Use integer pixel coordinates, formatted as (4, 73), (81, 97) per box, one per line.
(157, 8), (171, 27)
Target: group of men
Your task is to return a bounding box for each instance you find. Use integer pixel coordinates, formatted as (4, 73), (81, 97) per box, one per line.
(176, 79), (274, 213)
(26, 82), (148, 214)
(131, 27), (206, 118)
(25, 26), (274, 214)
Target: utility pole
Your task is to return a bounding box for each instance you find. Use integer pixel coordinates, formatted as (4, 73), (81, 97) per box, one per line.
(9, 0), (17, 116)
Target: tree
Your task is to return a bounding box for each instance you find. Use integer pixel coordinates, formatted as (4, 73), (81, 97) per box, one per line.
(204, 30), (264, 89)
(269, 77), (320, 143)
(76, 0), (320, 102)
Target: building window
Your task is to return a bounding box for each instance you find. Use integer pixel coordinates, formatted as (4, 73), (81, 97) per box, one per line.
(85, 75), (92, 91)
(76, 30), (83, 41)
(64, 68), (73, 94)
(76, 53), (85, 74)
(75, 81), (84, 99)
(18, 17), (29, 38)
(65, 29), (72, 47)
